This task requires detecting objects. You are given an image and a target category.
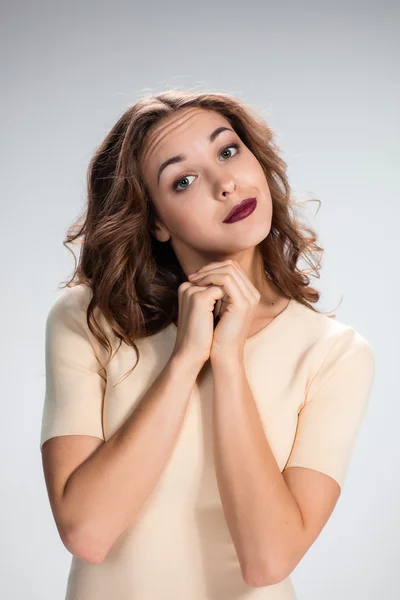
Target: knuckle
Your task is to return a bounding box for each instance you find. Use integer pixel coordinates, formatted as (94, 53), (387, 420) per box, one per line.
(187, 286), (199, 296)
(178, 282), (191, 293)
(192, 291), (205, 303)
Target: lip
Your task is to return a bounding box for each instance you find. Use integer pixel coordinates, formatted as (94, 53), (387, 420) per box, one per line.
(223, 197), (257, 223)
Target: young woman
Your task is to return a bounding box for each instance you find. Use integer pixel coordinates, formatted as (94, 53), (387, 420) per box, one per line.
(40, 89), (375, 599)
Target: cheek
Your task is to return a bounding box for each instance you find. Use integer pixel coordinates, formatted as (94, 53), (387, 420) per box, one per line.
(174, 202), (218, 242)
(252, 161), (271, 197)
(240, 153), (264, 181)
(153, 193), (183, 226)
(162, 202), (201, 233)
(251, 156), (267, 178)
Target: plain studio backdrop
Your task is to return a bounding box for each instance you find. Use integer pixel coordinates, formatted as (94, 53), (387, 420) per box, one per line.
(1, 1), (398, 598)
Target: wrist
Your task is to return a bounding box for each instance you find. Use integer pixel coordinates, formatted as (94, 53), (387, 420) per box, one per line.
(210, 349), (244, 367)
(168, 351), (205, 377)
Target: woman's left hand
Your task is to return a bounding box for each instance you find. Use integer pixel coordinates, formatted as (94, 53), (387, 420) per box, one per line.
(188, 260), (261, 360)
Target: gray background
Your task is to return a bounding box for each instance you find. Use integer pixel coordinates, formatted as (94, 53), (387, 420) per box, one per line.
(1, 1), (398, 598)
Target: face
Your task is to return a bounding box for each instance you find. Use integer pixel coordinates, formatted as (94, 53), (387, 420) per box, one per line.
(140, 107), (273, 277)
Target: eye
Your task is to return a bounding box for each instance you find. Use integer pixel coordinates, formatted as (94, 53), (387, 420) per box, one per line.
(172, 143), (240, 193)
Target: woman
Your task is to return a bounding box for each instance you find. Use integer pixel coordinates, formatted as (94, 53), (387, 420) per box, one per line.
(40, 89), (375, 599)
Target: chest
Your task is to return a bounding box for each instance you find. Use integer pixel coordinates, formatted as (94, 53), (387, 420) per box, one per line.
(246, 315), (274, 338)
(101, 337), (308, 511)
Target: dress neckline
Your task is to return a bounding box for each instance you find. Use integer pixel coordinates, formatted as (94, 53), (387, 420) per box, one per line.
(244, 297), (295, 344)
(169, 298), (296, 345)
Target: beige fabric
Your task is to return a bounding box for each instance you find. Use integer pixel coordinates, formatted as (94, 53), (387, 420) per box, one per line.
(40, 284), (375, 599)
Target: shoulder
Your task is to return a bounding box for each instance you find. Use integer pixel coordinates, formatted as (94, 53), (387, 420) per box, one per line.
(45, 284), (96, 340)
(48, 283), (93, 313)
(47, 284), (93, 321)
(292, 300), (375, 374)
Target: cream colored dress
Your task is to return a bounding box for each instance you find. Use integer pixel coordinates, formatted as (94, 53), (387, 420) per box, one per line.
(40, 284), (375, 600)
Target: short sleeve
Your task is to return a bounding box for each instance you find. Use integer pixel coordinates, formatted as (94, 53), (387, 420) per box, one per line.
(284, 328), (376, 489)
(39, 287), (106, 450)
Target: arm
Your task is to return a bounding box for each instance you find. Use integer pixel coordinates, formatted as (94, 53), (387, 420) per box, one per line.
(210, 355), (340, 587)
(59, 352), (201, 563)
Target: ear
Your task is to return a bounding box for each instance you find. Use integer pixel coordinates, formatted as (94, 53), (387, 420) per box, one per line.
(150, 219), (171, 243)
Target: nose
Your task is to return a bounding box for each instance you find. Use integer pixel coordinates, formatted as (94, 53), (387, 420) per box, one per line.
(220, 179), (237, 196)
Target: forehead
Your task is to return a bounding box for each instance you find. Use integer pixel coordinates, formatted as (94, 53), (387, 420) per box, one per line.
(141, 107), (233, 180)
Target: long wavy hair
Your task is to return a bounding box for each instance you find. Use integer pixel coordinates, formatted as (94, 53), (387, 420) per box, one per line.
(60, 89), (338, 386)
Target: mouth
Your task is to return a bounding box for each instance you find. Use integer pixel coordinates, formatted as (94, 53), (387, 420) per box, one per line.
(223, 197), (257, 223)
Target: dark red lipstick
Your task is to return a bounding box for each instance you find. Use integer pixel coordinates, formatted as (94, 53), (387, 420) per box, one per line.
(223, 197), (257, 223)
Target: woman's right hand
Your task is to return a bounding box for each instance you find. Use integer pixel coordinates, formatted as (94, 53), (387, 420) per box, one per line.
(171, 281), (226, 368)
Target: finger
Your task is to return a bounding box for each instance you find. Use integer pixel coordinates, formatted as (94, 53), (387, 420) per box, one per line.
(184, 283), (225, 317)
(228, 263), (261, 301)
(192, 262), (260, 301)
(193, 269), (255, 305)
(198, 284), (226, 309)
(186, 281), (225, 297)
(191, 272), (248, 307)
(228, 264), (260, 302)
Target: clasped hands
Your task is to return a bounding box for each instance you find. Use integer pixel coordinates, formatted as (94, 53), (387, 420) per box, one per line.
(187, 259), (261, 359)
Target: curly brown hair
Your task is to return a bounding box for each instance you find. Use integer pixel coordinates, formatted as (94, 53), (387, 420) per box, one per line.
(60, 89), (338, 387)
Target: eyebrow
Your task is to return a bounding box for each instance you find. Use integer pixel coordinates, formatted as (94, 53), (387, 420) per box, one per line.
(156, 126), (235, 186)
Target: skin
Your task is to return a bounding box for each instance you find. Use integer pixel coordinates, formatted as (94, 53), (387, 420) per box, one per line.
(139, 106), (289, 328)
